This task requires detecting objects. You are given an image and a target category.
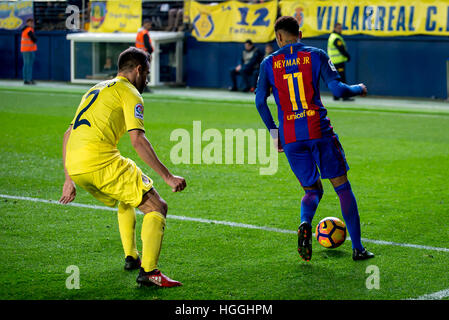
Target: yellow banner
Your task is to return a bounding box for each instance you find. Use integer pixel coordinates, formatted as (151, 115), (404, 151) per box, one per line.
(89, 0), (141, 33)
(0, 0), (33, 30)
(188, 0), (277, 42)
(279, 0), (449, 37)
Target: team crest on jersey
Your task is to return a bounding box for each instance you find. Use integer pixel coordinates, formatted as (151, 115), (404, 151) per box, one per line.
(135, 103), (144, 120)
(328, 59), (337, 72)
(142, 175), (150, 185)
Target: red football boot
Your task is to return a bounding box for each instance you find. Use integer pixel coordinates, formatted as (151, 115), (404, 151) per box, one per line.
(136, 268), (182, 288)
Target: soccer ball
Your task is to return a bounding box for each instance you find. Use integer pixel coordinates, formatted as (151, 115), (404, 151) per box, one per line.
(315, 217), (347, 248)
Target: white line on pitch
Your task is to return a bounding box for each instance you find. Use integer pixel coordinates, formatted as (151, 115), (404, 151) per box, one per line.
(1, 193), (449, 254)
(2, 90), (446, 118)
(409, 288), (449, 300)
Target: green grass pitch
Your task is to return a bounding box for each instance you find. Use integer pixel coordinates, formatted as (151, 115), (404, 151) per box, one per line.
(0, 85), (448, 300)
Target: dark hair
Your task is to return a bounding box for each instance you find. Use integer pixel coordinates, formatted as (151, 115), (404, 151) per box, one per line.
(334, 22), (342, 28)
(26, 18), (34, 23)
(245, 39), (253, 45)
(117, 47), (149, 72)
(143, 19), (151, 25)
(274, 16), (300, 37)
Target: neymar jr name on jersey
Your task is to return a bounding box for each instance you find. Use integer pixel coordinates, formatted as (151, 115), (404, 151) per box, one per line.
(273, 56), (311, 69)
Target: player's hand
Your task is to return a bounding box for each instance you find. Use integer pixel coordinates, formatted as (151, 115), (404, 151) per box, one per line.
(235, 65), (242, 72)
(59, 179), (76, 204)
(166, 175), (186, 192)
(358, 83), (368, 97)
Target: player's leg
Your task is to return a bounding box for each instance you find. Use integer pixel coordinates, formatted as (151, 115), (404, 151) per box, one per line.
(316, 135), (374, 260)
(117, 201), (141, 270)
(97, 157), (180, 284)
(284, 140), (322, 261)
(284, 141), (323, 225)
(70, 171), (143, 270)
(298, 180), (324, 262)
(329, 174), (362, 250)
(329, 175), (374, 260)
(301, 179), (324, 225)
(77, 157), (148, 270)
(136, 188), (181, 287)
(138, 188), (167, 274)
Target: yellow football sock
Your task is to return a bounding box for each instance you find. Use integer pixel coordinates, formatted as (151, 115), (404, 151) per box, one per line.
(117, 202), (139, 259)
(141, 211), (166, 272)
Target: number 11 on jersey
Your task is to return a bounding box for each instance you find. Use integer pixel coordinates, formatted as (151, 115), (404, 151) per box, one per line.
(283, 72), (308, 111)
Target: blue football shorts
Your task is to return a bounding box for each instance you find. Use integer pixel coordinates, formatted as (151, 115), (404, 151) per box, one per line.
(283, 134), (350, 187)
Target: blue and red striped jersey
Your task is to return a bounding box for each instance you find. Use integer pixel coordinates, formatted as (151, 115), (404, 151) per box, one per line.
(255, 42), (341, 145)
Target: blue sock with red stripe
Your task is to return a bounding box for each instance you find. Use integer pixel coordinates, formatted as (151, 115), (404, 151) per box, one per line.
(300, 189), (323, 225)
(334, 181), (364, 251)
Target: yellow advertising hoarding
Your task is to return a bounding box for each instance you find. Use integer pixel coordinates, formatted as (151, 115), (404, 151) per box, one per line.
(279, 0), (449, 37)
(187, 0), (277, 42)
(0, 0), (33, 30)
(89, 0), (142, 33)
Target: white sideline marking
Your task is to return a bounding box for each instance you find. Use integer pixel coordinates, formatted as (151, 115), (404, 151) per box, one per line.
(2, 193), (449, 301)
(410, 288), (449, 300)
(1, 90), (447, 118)
(2, 194), (449, 253)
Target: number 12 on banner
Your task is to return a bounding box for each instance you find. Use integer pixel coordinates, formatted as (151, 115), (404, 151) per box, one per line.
(283, 72), (309, 111)
(237, 7), (270, 26)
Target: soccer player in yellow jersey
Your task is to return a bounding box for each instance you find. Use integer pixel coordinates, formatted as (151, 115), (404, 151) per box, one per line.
(59, 47), (186, 288)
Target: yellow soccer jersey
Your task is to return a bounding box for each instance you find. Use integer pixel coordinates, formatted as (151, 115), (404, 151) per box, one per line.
(66, 76), (145, 175)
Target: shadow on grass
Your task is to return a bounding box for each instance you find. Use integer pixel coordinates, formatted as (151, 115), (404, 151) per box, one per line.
(315, 249), (349, 260)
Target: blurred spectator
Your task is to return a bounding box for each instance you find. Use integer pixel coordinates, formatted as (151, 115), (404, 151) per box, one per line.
(102, 56), (116, 79)
(229, 39), (264, 92)
(166, 7), (184, 31)
(327, 22), (352, 101)
(136, 19), (154, 55)
(43, 1), (54, 26)
(264, 43), (274, 58)
(34, 0), (69, 31)
(142, 1), (185, 31)
(21, 18), (37, 85)
(103, 57), (113, 72)
(32, 1), (187, 32)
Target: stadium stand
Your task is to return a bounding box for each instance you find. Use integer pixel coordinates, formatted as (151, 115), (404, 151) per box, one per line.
(32, 0), (186, 32)
(142, 1), (185, 31)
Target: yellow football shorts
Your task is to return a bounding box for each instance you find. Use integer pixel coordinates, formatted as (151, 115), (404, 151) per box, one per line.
(70, 156), (153, 208)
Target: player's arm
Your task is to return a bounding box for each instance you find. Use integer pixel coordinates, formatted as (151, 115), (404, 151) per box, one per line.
(319, 50), (367, 98)
(59, 125), (76, 204)
(328, 80), (367, 98)
(123, 92), (185, 192)
(129, 129), (186, 192)
(255, 59), (283, 152)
